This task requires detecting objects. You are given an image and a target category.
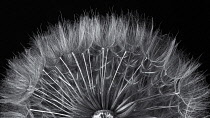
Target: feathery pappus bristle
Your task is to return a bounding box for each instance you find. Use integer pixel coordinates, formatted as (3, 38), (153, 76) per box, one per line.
(0, 13), (209, 118)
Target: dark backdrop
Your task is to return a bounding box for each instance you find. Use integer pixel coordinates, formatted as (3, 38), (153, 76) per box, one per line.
(0, 0), (210, 83)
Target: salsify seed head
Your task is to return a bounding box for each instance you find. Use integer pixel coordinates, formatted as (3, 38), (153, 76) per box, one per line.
(0, 13), (209, 118)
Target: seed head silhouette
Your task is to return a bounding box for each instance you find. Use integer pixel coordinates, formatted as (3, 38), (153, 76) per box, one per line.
(0, 13), (209, 118)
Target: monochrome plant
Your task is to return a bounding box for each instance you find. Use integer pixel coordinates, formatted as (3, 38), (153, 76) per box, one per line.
(0, 13), (209, 118)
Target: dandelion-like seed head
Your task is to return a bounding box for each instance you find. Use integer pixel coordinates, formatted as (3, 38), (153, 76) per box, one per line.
(0, 13), (209, 118)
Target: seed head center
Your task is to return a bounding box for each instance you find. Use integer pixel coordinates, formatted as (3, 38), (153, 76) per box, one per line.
(92, 110), (114, 118)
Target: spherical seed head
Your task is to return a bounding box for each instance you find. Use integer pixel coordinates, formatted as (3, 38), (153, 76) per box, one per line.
(92, 110), (114, 118)
(0, 13), (209, 118)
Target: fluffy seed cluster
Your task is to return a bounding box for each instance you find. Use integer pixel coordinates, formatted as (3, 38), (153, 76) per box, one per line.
(0, 14), (209, 118)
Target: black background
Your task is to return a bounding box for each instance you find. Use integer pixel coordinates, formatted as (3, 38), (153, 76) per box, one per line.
(0, 0), (210, 83)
